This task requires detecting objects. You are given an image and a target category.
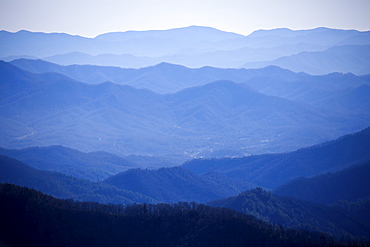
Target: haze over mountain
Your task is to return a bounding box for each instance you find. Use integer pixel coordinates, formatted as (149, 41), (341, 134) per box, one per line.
(244, 44), (370, 75)
(1, 24), (370, 246)
(183, 126), (370, 189)
(1, 26), (369, 72)
(1, 61), (368, 160)
(10, 59), (370, 114)
(0, 145), (140, 181)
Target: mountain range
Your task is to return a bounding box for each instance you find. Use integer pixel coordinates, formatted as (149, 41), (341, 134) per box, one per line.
(1, 61), (369, 160)
(1, 26), (369, 74)
(0, 152), (253, 204)
(1, 126), (369, 204)
(1, 25), (370, 246)
(244, 44), (370, 75)
(10, 59), (370, 96)
(1, 127), (369, 240)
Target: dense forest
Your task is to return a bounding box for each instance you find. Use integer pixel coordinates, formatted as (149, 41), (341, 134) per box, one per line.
(1, 184), (367, 247)
(208, 188), (370, 239)
(274, 162), (370, 204)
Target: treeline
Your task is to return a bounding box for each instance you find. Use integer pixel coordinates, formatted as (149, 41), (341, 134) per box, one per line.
(0, 184), (367, 247)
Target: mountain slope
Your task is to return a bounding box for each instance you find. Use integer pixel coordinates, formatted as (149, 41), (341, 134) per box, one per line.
(0, 155), (155, 204)
(274, 162), (370, 204)
(1, 184), (348, 247)
(103, 166), (252, 203)
(0, 145), (140, 181)
(244, 45), (370, 75)
(208, 188), (370, 239)
(183, 126), (370, 188)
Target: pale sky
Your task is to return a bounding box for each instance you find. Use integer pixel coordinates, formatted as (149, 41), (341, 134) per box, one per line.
(0, 0), (370, 37)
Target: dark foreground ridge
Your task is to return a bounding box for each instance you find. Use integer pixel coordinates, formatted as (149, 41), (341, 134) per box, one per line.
(0, 184), (365, 247)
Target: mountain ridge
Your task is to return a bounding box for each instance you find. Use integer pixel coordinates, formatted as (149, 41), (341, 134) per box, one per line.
(2, 26), (369, 69)
(183, 126), (370, 188)
(208, 187), (370, 239)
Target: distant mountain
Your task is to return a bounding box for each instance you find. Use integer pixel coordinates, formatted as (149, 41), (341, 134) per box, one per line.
(2, 184), (348, 247)
(0, 155), (155, 204)
(39, 42), (327, 69)
(194, 27), (369, 52)
(0, 26), (242, 58)
(2, 27), (369, 69)
(160, 42), (327, 68)
(103, 166), (252, 203)
(183, 126), (370, 188)
(0, 30), (100, 58)
(243, 45), (370, 75)
(247, 27), (365, 45)
(95, 25), (243, 43)
(208, 188), (370, 239)
(242, 71), (368, 103)
(0, 145), (139, 181)
(274, 162), (370, 204)
(1, 61), (368, 159)
(11, 59), (370, 108)
(10, 58), (308, 93)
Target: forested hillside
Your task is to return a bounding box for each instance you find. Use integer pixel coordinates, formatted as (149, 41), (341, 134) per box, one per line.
(0, 184), (364, 247)
(183, 126), (370, 188)
(208, 188), (370, 239)
(104, 167), (252, 203)
(0, 155), (155, 204)
(274, 162), (370, 204)
(0, 145), (139, 181)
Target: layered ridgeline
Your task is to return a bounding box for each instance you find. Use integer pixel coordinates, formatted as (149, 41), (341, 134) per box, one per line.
(0, 155), (156, 204)
(183, 126), (370, 189)
(1, 129), (369, 241)
(2, 184), (360, 247)
(103, 167), (252, 203)
(1, 61), (369, 159)
(243, 44), (370, 75)
(0, 145), (177, 181)
(0, 154), (252, 204)
(1, 127), (369, 204)
(1, 26), (369, 74)
(0, 145), (139, 181)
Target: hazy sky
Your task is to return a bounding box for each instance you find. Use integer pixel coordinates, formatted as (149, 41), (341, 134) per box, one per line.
(1, 0), (369, 37)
